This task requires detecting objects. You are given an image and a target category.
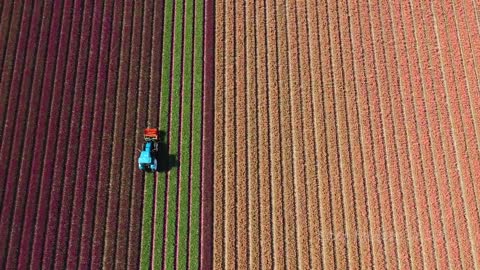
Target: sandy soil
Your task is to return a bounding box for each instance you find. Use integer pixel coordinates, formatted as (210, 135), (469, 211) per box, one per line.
(214, 0), (480, 268)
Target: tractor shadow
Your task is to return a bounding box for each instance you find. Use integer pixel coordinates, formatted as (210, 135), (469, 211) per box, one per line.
(155, 130), (179, 173)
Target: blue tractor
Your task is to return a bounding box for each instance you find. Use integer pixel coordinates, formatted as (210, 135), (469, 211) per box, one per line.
(138, 128), (159, 172)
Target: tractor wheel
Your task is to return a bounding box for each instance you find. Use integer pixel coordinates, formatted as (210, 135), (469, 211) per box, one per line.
(151, 158), (158, 171)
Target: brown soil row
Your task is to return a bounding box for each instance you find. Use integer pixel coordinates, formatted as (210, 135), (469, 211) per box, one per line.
(214, 0), (480, 268)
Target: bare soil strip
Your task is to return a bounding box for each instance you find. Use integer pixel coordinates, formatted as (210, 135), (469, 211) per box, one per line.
(214, 0), (480, 268)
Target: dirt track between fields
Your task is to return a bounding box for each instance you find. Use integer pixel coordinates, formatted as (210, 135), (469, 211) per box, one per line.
(214, 0), (480, 268)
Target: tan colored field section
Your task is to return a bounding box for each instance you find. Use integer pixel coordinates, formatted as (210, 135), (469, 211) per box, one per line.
(214, 0), (480, 268)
